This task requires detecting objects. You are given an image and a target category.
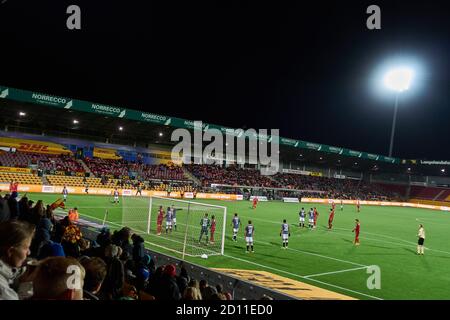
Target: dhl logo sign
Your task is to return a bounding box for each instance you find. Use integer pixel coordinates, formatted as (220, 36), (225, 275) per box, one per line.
(0, 137), (72, 155)
(18, 143), (49, 152)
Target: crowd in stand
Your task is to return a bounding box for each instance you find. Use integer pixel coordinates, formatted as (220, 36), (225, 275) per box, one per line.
(0, 150), (395, 200)
(0, 150), (88, 173)
(273, 173), (394, 200)
(85, 158), (130, 178)
(185, 164), (281, 188)
(0, 192), (260, 300)
(0, 152), (83, 173)
(85, 157), (187, 181)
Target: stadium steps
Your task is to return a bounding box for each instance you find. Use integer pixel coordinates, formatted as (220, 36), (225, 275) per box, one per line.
(182, 166), (201, 185)
(77, 159), (91, 174)
(433, 189), (446, 201)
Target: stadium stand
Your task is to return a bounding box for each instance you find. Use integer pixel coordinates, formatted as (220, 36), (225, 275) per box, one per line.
(410, 186), (450, 202)
(0, 151), (83, 172)
(0, 172), (42, 185)
(0, 151), (44, 167)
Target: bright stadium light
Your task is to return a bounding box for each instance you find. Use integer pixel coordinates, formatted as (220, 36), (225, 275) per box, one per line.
(441, 169), (446, 173)
(384, 67), (414, 92)
(19, 111), (26, 116)
(159, 132), (163, 137)
(119, 126), (123, 131)
(372, 57), (424, 158)
(383, 66), (415, 157)
(73, 119), (79, 124)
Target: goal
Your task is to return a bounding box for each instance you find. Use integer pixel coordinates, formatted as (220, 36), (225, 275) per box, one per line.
(121, 195), (226, 259)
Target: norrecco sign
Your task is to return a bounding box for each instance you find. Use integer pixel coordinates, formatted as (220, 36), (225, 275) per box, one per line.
(32, 93), (67, 104)
(91, 104), (121, 114)
(141, 113), (167, 122)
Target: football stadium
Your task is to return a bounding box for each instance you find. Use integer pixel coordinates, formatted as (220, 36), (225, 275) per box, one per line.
(0, 86), (449, 300)
(0, 1), (449, 305)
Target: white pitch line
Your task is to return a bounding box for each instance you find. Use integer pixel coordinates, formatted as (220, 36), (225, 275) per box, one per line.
(258, 237), (368, 267)
(303, 266), (368, 279)
(222, 254), (383, 300)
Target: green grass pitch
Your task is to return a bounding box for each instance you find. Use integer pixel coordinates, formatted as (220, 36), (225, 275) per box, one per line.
(23, 192), (450, 300)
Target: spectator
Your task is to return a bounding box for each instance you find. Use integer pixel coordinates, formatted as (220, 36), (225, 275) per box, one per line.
(96, 227), (111, 248)
(61, 223), (83, 258)
(146, 265), (164, 297)
(131, 234), (145, 264)
(30, 200), (45, 227)
(38, 241), (65, 260)
(199, 279), (217, 300)
(101, 244), (125, 300)
(157, 264), (181, 300)
(30, 217), (53, 258)
(32, 256), (85, 300)
(183, 286), (202, 300)
(0, 196), (11, 223)
(80, 257), (107, 300)
(0, 220), (36, 300)
(7, 192), (19, 220)
(18, 196), (31, 223)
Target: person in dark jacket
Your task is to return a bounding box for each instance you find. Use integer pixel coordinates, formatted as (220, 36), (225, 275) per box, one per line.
(18, 196), (31, 222)
(96, 227), (112, 248)
(7, 192), (19, 220)
(111, 227), (132, 257)
(30, 217), (53, 257)
(53, 216), (71, 243)
(0, 197), (11, 223)
(99, 245), (125, 300)
(131, 234), (145, 264)
(157, 264), (181, 300)
(176, 264), (189, 296)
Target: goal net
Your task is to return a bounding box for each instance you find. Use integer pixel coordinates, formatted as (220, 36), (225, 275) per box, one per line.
(121, 195), (226, 258)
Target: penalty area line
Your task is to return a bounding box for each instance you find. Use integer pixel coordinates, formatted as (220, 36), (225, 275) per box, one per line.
(303, 266), (369, 279)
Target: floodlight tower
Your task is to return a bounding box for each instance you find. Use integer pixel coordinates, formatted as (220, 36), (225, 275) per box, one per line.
(383, 67), (414, 157)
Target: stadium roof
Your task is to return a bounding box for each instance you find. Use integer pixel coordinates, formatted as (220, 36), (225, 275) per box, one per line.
(1, 85), (448, 178)
(0, 85), (402, 164)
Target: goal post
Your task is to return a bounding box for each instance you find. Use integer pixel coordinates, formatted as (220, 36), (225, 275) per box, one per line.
(121, 195), (227, 258)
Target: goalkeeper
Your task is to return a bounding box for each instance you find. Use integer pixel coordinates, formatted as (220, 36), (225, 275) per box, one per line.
(280, 219), (290, 249)
(198, 213), (211, 245)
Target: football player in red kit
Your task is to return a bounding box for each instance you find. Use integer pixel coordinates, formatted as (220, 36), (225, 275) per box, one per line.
(156, 206), (165, 235)
(252, 197), (258, 209)
(328, 208), (335, 230)
(313, 207), (319, 229)
(210, 215), (216, 244)
(353, 219), (360, 246)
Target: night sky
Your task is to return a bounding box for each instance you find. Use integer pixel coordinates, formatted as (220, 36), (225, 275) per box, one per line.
(0, 0), (449, 159)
